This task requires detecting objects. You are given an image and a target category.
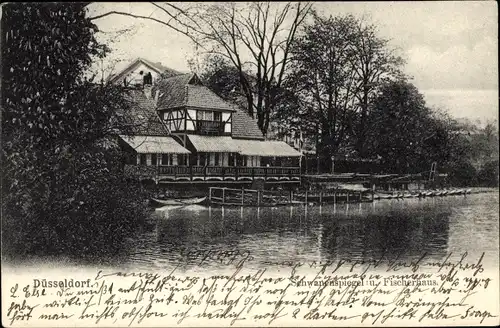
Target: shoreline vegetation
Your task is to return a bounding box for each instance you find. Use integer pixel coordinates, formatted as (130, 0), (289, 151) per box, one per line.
(1, 3), (498, 261)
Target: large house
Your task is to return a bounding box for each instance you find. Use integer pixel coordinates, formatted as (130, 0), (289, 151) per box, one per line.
(113, 58), (301, 183)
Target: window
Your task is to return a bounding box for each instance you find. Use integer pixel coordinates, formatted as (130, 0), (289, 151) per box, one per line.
(162, 154), (169, 165)
(197, 110), (216, 121)
(236, 154), (245, 166)
(189, 154), (196, 166)
(228, 153), (235, 166)
(151, 154), (157, 166)
(214, 112), (221, 122)
(143, 72), (152, 85)
(140, 154), (147, 165)
(214, 153), (219, 166)
(199, 153), (207, 166)
(178, 154), (187, 166)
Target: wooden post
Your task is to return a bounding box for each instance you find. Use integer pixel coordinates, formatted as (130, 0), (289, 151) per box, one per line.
(347, 192), (349, 203)
(333, 190), (336, 204)
(371, 184), (375, 202)
(241, 188), (244, 205)
(209, 187), (212, 203)
(257, 190), (261, 206)
(289, 190), (293, 203)
(320, 191), (323, 205)
(359, 192), (362, 202)
(305, 190), (308, 205)
(222, 188), (225, 204)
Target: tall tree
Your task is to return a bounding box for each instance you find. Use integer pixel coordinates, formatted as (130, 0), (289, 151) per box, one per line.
(363, 80), (443, 174)
(350, 21), (404, 157)
(285, 13), (361, 170)
(1, 3), (147, 257)
(279, 13), (403, 171)
(192, 2), (312, 135)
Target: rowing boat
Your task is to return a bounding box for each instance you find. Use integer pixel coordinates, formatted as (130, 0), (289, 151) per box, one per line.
(151, 197), (207, 207)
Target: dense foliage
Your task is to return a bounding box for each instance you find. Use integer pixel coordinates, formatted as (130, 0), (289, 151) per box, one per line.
(445, 121), (499, 187)
(198, 12), (498, 186)
(363, 80), (439, 173)
(1, 3), (150, 259)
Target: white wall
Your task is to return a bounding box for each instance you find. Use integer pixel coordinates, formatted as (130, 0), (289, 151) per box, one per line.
(115, 62), (160, 86)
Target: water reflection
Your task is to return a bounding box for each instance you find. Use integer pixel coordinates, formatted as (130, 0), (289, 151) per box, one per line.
(114, 194), (499, 271)
(318, 204), (451, 263)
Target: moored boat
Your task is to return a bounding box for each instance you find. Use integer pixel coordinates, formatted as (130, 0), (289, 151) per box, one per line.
(151, 197), (207, 207)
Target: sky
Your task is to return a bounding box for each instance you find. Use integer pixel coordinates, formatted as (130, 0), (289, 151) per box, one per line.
(87, 2), (498, 126)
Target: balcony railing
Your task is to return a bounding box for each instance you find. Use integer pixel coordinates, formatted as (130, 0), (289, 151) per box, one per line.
(195, 120), (225, 135)
(126, 165), (300, 181)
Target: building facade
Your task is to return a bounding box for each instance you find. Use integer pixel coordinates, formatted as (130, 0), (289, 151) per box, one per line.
(114, 58), (301, 184)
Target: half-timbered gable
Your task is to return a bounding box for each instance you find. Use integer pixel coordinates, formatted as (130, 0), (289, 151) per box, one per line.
(156, 73), (236, 136)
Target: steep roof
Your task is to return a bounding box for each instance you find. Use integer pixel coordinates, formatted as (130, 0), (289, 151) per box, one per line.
(140, 58), (181, 77)
(154, 74), (193, 109)
(156, 73), (235, 112)
(123, 89), (169, 136)
(231, 106), (264, 140)
(119, 135), (190, 154)
(186, 135), (299, 156)
(108, 58), (181, 83)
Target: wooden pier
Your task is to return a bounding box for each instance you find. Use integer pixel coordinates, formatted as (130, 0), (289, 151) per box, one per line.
(208, 187), (374, 206)
(209, 187), (304, 206)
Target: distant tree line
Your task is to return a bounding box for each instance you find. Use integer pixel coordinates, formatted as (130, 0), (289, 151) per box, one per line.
(187, 6), (498, 186)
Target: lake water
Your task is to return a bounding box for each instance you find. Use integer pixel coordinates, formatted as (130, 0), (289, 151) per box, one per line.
(109, 192), (499, 272)
(6, 192), (498, 272)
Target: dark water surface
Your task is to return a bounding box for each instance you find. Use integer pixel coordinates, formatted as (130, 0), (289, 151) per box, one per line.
(7, 193), (498, 271)
(112, 192), (499, 271)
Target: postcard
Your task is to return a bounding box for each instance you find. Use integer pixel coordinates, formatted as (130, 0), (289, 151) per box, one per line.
(2, 2), (498, 327)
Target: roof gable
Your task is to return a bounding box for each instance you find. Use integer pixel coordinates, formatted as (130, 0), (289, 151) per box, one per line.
(109, 58), (181, 83)
(156, 73), (235, 112)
